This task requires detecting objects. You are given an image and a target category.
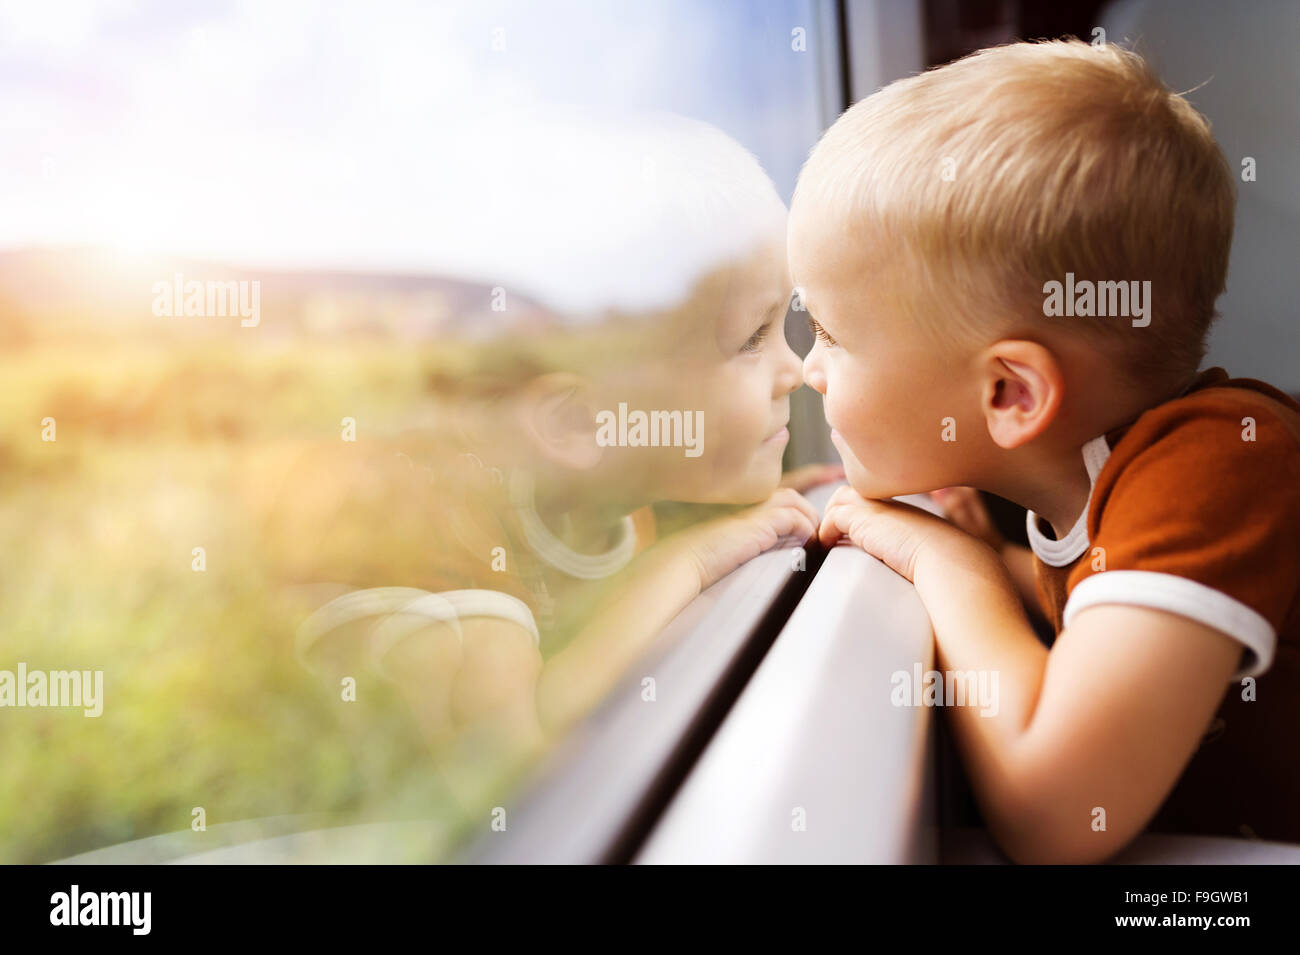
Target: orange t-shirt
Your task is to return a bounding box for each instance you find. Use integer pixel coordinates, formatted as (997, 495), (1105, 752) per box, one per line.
(1031, 367), (1300, 842)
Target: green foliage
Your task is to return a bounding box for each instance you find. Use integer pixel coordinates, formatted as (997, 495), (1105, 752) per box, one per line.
(0, 341), (486, 863)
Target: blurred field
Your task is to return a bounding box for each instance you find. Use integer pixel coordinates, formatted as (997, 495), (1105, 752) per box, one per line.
(0, 243), (777, 862)
(0, 335), (510, 863)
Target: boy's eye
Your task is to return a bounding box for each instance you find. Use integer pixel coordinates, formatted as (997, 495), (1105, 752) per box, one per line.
(808, 316), (837, 347)
(740, 322), (771, 353)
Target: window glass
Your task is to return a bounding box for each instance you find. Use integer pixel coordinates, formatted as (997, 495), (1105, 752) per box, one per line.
(0, 0), (832, 863)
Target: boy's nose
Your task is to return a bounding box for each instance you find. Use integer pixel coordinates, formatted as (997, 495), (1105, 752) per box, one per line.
(775, 334), (803, 396)
(802, 351), (827, 395)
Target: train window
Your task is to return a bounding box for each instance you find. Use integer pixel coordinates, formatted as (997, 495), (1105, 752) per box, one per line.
(3, 0), (856, 865)
(17, 0), (1289, 878)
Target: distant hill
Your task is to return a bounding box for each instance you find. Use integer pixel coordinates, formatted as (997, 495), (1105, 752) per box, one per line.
(0, 246), (553, 343)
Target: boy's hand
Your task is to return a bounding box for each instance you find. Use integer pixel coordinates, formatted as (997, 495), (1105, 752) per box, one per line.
(677, 487), (820, 591)
(538, 488), (819, 736)
(930, 486), (1006, 553)
(819, 485), (995, 584)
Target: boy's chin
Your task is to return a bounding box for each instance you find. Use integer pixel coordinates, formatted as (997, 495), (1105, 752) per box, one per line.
(711, 461), (785, 506)
(727, 476), (783, 506)
(843, 462), (910, 501)
(654, 463), (780, 507)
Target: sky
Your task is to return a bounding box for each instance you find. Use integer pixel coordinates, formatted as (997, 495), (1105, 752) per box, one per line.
(0, 0), (828, 296)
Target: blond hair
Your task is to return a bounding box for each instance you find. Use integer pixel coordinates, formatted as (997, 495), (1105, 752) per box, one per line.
(463, 108), (786, 321)
(793, 40), (1235, 386)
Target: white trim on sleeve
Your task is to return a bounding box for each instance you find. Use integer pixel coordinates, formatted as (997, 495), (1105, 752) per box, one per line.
(366, 589), (541, 678)
(296, 586), (541, 677)
(1062, 570), (1277, 679)
(296, 586), (441, 662)
(436, 589), (540, 644)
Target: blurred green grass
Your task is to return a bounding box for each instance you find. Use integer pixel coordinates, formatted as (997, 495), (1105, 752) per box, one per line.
(0, 339), (495, 863)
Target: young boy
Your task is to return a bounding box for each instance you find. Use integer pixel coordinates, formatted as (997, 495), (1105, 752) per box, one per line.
(278, 112), (828, 810)
(791, 40), (1300, 862)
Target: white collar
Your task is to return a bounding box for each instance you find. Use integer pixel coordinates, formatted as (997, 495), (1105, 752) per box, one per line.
(509, 468), (638, 579)
(1025, 435), (1112, 567)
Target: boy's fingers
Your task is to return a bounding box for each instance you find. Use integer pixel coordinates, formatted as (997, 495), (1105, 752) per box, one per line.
(820, 494), (929, 546)
(824, 484), (866, 511)
(795, 496), (821, 529)
(817, 513), (840, 548)
(820, 508), (865, 549)
(742, 498), (816, 545)
(770, 487), (821, 528)
(818, 497), (869, 547)
(777, 502), (818, 541)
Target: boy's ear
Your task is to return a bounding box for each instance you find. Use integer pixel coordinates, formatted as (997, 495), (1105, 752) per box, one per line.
(980, 341), (1064, 450)
(513, 373), (604, 470)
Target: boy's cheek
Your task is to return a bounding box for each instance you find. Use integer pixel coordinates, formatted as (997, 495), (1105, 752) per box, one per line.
(832, 436), (883, 495)
(835, 431), (919, 500)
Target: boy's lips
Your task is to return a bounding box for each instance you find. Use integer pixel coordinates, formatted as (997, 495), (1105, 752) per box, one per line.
(764, 421), (790, 443)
